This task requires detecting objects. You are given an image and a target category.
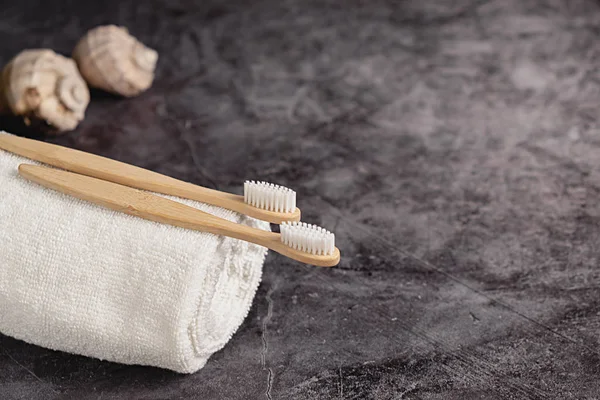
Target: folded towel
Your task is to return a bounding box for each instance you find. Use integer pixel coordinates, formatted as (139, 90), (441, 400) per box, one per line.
(0, 140), (269, 374)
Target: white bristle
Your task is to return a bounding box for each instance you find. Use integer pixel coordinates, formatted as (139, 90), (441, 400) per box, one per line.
(280, 221), (335, 256)
(244, 180), (296, 213)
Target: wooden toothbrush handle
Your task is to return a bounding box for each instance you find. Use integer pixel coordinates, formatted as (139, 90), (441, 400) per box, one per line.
(18, 164), (276, 242)
(0, 134), (300, 224)
(18, 164), (339, 267)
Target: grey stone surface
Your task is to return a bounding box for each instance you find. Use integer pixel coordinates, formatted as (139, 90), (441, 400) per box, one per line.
(1, 0), (600, 398)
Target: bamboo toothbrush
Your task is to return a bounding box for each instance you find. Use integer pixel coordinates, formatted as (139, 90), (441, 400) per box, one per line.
(0, 133), (300, 224)
(19, 164), (340, 267)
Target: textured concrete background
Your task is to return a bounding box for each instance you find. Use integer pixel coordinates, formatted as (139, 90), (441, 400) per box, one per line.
(1, 0), (600, 398)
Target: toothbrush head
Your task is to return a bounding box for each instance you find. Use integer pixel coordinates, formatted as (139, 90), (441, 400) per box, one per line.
(244, 180), (296, 213)
(280, 221), (336, 256)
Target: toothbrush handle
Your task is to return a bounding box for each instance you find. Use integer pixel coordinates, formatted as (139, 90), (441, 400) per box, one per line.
(0, 134), (301, 224)
(18, 164), (339, 267)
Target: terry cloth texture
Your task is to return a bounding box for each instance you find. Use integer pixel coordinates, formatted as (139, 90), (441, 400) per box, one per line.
(0, 143), (269, 374)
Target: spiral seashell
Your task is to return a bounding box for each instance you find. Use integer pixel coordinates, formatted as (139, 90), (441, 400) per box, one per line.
(73, 25), (158, 97)
(0, 49), (90, 133)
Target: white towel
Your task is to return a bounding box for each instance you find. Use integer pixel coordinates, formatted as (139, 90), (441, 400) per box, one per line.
(0, 141), (269, 374)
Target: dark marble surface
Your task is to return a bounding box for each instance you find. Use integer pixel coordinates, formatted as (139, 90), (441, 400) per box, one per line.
(1, 0), (600, 398)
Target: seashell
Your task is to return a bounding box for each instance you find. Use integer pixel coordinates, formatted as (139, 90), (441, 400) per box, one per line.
(73, 25), (158, 97)
(1, 49), (90, 133)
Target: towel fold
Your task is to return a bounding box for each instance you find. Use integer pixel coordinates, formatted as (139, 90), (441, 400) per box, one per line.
(0, 138), (269, 374)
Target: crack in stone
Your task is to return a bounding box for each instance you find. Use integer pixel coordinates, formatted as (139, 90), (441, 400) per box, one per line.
(338, 366), (343, 399)
(261, 282), (277, 400)
(2, 349), (58, 393)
